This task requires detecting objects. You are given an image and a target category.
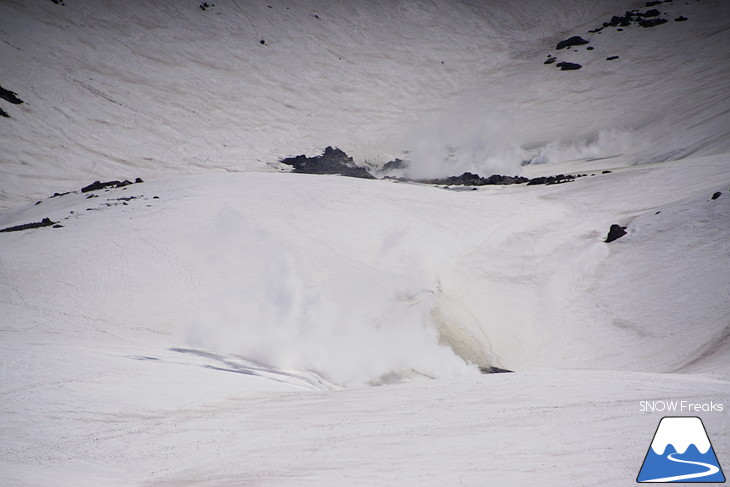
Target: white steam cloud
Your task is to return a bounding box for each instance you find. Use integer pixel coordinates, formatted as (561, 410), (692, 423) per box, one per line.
(187, 209), (479, 388)
(401, 105), (527, 179)
(530, 129), (634, 165)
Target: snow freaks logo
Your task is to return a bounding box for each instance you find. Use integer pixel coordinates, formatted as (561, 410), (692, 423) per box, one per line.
(637, 417), (726, 483)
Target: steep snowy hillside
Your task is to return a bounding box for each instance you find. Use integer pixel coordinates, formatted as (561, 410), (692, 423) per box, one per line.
(1, 1), (729, 486)
(2, 0), (729, 208)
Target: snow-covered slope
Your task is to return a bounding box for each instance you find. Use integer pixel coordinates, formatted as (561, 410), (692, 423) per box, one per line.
(1, 1), (729, 486)
(2, 0), (729, 208)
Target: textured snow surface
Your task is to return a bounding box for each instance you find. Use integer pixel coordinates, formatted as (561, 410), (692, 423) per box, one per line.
(1, 0), (729, 486)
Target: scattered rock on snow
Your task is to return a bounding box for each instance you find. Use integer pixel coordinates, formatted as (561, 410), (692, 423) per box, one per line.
(0, 85), (24, 105)
(556, 61), (582, 71)
(417, 172), (583, 187)
(640, 8), (662, 17)
(606, 55), (620, 60)
(526, 174), (576, 186)
(0, 218), (58, 233)
(81, 178), (143, 193)
(592, 7), (677, 32)
(0, 107), (9, 118)
(605, 224), (627, 243)
(555, 36), (590, 50)
(422, 172), (529, 186)
(479, 366), (513, 374)
(710, 191), (722, 200)
(638, 17), (668, 27)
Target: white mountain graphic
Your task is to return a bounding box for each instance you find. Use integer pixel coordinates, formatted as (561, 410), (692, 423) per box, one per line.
(651, 417), (711, 455)
(638, 416), (725, 483)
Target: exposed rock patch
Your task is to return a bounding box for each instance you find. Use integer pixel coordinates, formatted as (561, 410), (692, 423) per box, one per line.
(547, 2), (687, 71)
(420, 172), (529, 187)
(0, 86), (23, 105)
(555, 36), (590, 50)
(479, 366), (513, 374)
(81, 178), (144, 193)
(0, 218), (58, 233)
(556, 61), (582, 71)
(381, 158), (408, 171)
(280, 146), (375, 179)
(592, 7), (678, 31)
(526, 174), (576, 186)
(605, 224), (627, 243)
(404, 172), (586, 188)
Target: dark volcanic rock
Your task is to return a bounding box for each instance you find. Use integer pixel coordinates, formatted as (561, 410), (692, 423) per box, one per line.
(381, 158), (408, 171)
(81, 179), (141, 193)
(526, 174), (575, 186)
(0, 107), (8, 118)
(0, 217), (57, 233)
(556, 62), (582, 71)
(640, 8), (661, 17)
(638, 17), (668, 27)
(280, 146), (375, 179)
(421, 172), (529, 186)
(711, 191), (722, 200)
(479, 366), (514, 374)
(556, 36), (589, 50)
(595, 8), (673, 31)
(610, 13), (634, 27)
(420, 172), (584, 188)
(605, 224), (627, 243)
(675, 15), (688, 21)
(544, 56), (557, 65)
(646, 0), (662, 5)
(0, 85), (23, 105)
(606, 55), (620, 61)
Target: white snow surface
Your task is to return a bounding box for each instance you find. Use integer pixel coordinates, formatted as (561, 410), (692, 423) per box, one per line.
(1, 0), (729, 485)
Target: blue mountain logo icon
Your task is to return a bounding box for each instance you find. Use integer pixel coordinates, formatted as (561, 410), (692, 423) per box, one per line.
(637, 416), (725, 483)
